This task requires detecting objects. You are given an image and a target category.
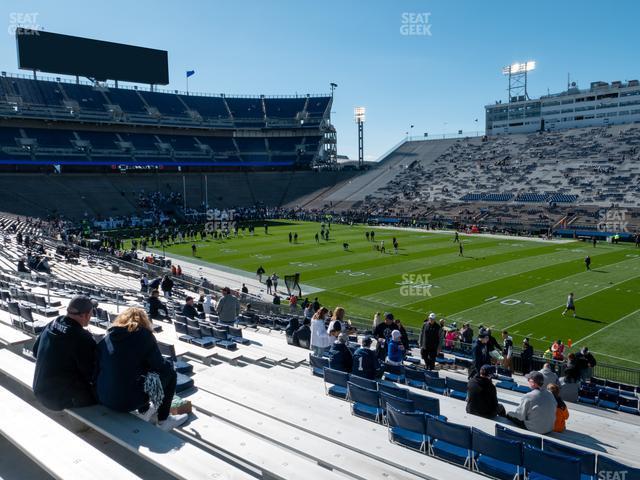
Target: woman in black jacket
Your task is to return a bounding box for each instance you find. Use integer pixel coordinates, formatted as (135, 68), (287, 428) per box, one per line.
(95, 307), (187, 431)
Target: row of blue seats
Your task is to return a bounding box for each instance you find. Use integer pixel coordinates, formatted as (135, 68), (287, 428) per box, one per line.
(1, 77), (331, 122)
(315, 363), (639, 480)
(388, 411), (639, 480)
(578, 384), (639, 414)
(0, 127), (319, 154)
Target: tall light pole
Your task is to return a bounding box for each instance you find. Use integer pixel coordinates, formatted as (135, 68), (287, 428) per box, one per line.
(354, 107), (366, 168)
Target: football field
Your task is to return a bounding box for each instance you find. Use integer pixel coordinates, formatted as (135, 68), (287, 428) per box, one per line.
(156, 220), (640, 368)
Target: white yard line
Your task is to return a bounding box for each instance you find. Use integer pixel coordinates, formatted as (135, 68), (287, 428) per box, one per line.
(573, 307), (640, 347)
(445, 256), (640, 322)
(375, 226), (576, 244)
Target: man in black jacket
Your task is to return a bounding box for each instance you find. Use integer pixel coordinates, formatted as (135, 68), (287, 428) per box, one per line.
(181, 296), (198, 319)
(32, 296), (97, 411)
(466, 365), (505, 418)
(147, 290), (168, 320)
(292, 318), (311, 348)
(469, 330), (491, 378)
(419, 313), (441, 370)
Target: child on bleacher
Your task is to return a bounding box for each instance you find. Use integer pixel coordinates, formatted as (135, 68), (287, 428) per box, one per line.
(547, 383), (569, 432)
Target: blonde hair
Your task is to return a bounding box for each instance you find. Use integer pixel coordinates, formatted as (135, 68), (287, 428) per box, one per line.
(112, 307), (153, 333)
(332, 307), (345, 321)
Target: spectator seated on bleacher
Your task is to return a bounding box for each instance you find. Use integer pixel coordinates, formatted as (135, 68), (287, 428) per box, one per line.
(181, 296), (199, 319)
(351, 336), (381, 380)
(466, 364), (506, 419)
(506, 371), (557, 434)
(95, 307), (188, 432)
(328, 328), (353, 373)
(292, 318), (311, 348)
(32, 296), (98, 411)
(216, 287), (240, 325)
(17, 257), (29, 273)
(147, 290), (169, 320)
(539, 363), (559, 388)
(285, 317), (300, 345)
(547, 384), (569, 433)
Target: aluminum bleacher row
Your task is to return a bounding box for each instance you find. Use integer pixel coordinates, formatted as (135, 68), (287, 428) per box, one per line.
(1, 220), (639, 479)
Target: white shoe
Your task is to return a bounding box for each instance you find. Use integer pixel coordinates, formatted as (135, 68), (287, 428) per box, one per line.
(133, 404), (157, 423)
(158, 413), (188, 431)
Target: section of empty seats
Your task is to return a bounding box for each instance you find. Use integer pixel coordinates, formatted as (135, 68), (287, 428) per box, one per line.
(178, 95), (230, 120)
(241, 328), (307, 363)
(193, 363), (482, 479)
(138, 91), (187, 117)
(225, 98), (264, 120)
(0, 386), (142, 480)
(103, 89), (148, 114)
(263, 98), (306, 118)
(0, 350), (253, 480)
(190, 389), (424, 480)
(0, 320), (31, 349)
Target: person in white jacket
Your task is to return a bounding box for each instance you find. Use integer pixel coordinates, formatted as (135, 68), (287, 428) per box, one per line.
(310, 307), (332, 356)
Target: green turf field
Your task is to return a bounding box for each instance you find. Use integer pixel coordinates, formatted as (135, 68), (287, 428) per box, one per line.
(151, 220), (640, 368)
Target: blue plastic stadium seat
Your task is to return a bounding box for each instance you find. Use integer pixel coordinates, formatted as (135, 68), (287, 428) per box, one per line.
(472, 428), (522, 480)
(378, 381), (409, 398)
(597, 391), (620, 410)
(175, 372), (194, 393)
(618, 396), (639, 415)
(425, 376), (447, 395)
(309, 354), (329, 377)
(597, 455), (640, 480)
(495, 424), (542, 449)
(408, 391), (441, 417)
(383, 364), (406, 384)
(404, 367), (427, 389)
(348, 375), (377, 390)
(446, 377), (468, 401)
(323, 368), (350, 399)
(543, 439), (596, 479)
(347, 382), (383, 423)
(523, 445), (581, 480)
(380, 391), (415, 420)
(427, 418), (473, 468)
(386, 406), (427, 452)
(512, 384), (532, 394)
(496, 380), (517, 390)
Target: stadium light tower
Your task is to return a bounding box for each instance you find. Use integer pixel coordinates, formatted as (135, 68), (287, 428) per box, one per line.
(354, 107), (365, 168)
(502, 60), (536, 102)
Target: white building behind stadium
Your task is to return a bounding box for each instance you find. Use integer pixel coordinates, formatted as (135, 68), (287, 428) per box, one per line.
(486, 79), (640, 135)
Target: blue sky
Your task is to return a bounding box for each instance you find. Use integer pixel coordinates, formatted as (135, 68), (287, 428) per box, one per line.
(1, 0), (638, 160)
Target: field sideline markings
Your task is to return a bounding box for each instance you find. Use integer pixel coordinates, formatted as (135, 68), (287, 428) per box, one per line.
(572, 307), (640, 347)
(444, 256), (640, 321)
(502, 271), (640, 333)
(398, 250), (635, 309)
(587, 351), (640, 366)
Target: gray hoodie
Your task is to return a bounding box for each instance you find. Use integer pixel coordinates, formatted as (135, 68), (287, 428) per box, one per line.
(510, 387), (557, 434)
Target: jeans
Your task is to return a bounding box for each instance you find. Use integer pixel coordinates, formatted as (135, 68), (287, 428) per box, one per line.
(421, 348), (438, 370)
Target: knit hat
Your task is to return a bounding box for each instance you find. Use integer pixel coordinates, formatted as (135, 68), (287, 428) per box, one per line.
(391, 330), (401, 341)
